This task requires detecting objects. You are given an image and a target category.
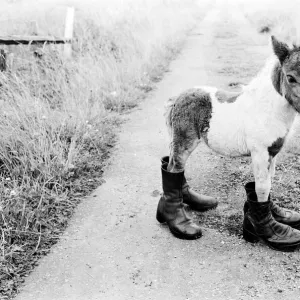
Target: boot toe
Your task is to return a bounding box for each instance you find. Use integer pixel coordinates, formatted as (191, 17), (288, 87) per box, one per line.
(267, 227), (300, 251)
(271, 204), (300, 229)
(285, 210), (300, 223)
(184, 188), (218, 212)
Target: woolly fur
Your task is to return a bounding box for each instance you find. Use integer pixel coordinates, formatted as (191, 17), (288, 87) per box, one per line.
(166, 55), (297, 158)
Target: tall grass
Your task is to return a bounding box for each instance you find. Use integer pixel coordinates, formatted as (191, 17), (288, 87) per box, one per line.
(241, 0), (300, 43)
(0, 0), (203, 296)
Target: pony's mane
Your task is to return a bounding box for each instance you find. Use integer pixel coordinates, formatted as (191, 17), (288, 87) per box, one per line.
(243, 55), (278, 95)
(236, 54), (282, 114)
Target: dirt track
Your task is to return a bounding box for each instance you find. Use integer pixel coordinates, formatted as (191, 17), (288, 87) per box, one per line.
(15, 1), (300, 300)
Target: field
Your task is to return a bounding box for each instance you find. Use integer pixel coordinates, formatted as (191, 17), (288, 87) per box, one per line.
(2, 0), (300, 298)
(0, 0), (206, 297)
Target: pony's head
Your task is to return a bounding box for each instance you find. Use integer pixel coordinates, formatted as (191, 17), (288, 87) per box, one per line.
(272, 36), (300, 112)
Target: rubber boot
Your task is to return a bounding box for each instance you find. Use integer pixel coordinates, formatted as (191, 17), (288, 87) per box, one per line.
(244, 182), (300, 230)
(156, 162), (203, 240)
(161, 156), (218, 211)
(243, 191), (300, 251)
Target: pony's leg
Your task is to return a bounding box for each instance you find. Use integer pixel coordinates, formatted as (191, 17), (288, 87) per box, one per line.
(251, 149), (271, 202)
(269, 156), (277, 179)
(166, 125), (218, 211)
(168, 135), (200, 173)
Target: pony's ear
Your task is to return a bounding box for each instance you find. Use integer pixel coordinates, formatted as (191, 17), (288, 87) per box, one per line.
(271, 36), (290, 64)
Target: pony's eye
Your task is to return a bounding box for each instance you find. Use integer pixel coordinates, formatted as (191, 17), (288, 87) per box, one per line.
(287, 75), (297, 84)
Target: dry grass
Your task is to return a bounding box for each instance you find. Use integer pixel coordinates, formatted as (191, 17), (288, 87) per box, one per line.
(241, 0), (300, 42)
(0, 0), (204, 297)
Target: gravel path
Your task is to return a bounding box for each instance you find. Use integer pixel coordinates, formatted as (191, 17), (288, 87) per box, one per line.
(15, 1), (300, 299)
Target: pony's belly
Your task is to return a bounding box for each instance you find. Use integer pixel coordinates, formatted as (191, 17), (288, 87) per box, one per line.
(206, 136), (250, 157)
(206, 114), (250, 157)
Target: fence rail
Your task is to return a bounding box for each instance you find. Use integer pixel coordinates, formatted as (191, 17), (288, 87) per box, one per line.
(0, 7), (74, 71)
(0, 35), (72, 45)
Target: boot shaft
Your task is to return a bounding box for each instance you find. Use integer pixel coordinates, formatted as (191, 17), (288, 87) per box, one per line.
(161, 162), (184, 199)
(246, 192), (272, 224)
(245, 182), (255, 194)
(245, 182), (270, 200)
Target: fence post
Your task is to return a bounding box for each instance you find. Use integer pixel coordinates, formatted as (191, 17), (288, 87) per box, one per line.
(30, 20), (43, 59)
(0, 49), (6, 71)
(64, 7), (75, 58)
(29, 21), (39, 35)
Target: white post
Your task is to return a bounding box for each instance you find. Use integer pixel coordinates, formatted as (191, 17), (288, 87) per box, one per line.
(29, 20), (39, 35)
(64, 7), (75, 58)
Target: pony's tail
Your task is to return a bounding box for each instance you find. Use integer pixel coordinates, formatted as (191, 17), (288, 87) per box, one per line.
(164, 97), (176, 136)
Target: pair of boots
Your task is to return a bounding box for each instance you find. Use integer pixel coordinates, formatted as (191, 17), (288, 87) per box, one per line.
(243, 182), (300, 251)
(157, 156), (300, 251)
(156, 156), (218, 239)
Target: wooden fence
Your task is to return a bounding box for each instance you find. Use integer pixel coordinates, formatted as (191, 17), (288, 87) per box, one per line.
(0, 7), (75, 71)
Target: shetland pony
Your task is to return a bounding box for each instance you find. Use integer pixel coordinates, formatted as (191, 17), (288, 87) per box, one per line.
(165, 36), (300, 206)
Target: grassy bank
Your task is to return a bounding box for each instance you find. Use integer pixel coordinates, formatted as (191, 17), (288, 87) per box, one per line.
(0, 0), (205, 297)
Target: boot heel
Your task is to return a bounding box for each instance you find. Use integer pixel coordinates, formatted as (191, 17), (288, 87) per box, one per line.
(243, 217), (259, 243)
(156, 209), (166, 223)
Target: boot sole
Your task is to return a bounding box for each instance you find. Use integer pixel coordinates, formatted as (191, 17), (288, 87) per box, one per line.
(243, 219), (300, 252)
(170, 227), (202, 240)
(187, 202), (218, 212)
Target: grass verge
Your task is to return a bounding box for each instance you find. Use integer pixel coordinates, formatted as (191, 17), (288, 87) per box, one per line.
(0, 0), (205, 298)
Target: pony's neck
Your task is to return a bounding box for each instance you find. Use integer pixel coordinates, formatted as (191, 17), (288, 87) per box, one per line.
(243, 56), (297, 130)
